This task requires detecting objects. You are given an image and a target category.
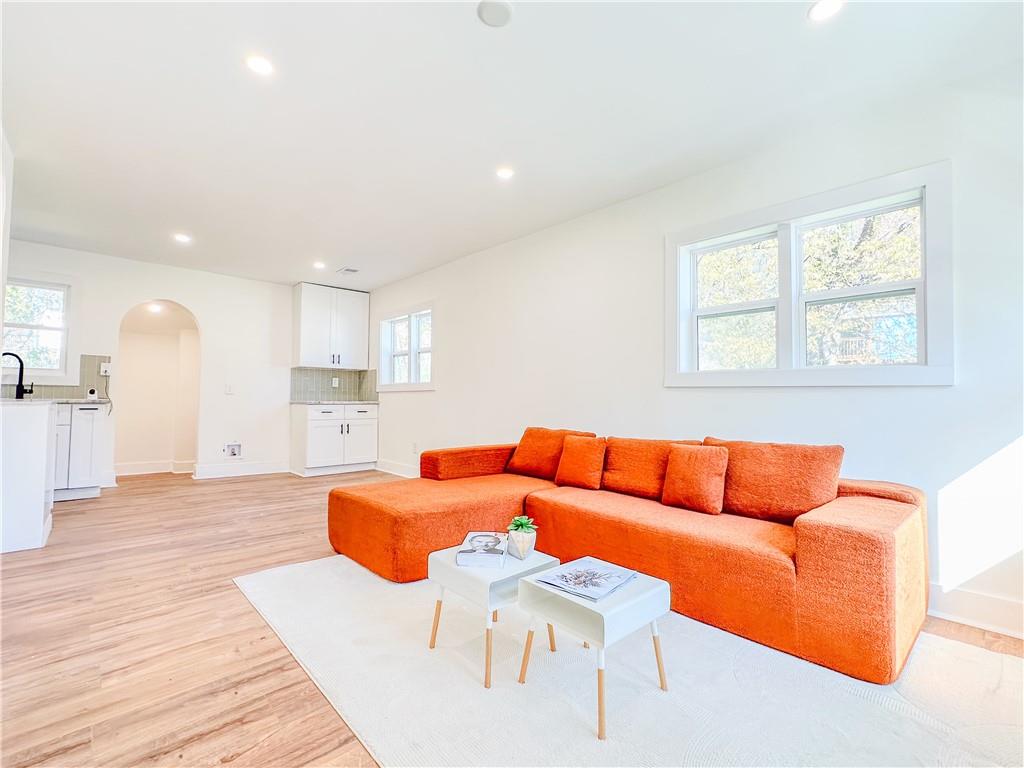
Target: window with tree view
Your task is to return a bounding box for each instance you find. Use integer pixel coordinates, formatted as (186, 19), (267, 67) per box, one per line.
(683, 191), (926, 375)
(3, 280), (69, 371)
(380, 309), (431, 386)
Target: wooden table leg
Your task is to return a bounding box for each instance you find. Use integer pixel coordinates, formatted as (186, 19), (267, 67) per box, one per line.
(429, 597), (443, 649)
(651, 620), (667, 691)
(518, 626), (535, 684)
(597, 649), (606, 740)
(492, 609), (498, 622)
(547, 623), (557, 652)
(481, 610), (493, 696)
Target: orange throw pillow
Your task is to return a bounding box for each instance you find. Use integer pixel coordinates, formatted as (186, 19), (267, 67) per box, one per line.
(661, 444), (729, 515)
(555, 436), (607, 489)
(506, 427), (596, 480)
(601, 437), (701, 500)
(703, 436), (844, 523)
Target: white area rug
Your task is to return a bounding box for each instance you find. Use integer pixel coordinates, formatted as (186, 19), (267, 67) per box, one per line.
(235, 555), (1023, 767)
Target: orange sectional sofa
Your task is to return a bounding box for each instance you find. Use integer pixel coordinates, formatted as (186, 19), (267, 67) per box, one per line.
(327, 430), (928, 684)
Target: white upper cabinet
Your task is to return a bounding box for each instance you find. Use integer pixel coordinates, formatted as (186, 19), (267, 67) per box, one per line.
(293, 283), (369, 369)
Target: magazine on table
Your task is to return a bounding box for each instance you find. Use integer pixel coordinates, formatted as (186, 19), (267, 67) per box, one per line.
(536, 557), (636, 601)
(455, 531), (509, 568)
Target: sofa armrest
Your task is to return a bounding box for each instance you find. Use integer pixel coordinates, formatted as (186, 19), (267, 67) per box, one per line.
(838, 477), (926, 507)
(794, 491), (928, 683)
(420, 444), (517, 480)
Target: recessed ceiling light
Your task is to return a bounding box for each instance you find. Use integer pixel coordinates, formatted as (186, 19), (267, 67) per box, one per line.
(147, 303), (163, 314)
(477, 0), (513, 28)
(313, 261), (326, 270)
(246, 55), (274, 76)
(172, 232), (192, 244)
(495, 166), (516, 180)
(807, 0), (844, 23)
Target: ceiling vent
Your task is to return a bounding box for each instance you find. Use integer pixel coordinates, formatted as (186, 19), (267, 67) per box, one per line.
(336, 266), (359, 274)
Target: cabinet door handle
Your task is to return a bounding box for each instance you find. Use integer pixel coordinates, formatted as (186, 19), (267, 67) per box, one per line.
(346, 423), (350, 434)
(78, 407), (99, 411)
(340, 424), (344, 434)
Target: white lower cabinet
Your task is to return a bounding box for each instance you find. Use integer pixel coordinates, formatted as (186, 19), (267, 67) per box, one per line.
(54, 403), (109, 500)
(290, 403), (378, 476)
(344, 419), (378, 464)
(307, 420), (346, 467)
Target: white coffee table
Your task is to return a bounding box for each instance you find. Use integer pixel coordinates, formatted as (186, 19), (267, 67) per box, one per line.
(427, 544), (559, 688)
(517, 557), (671, 739)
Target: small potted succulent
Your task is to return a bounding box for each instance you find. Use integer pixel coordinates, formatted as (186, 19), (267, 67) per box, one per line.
(507, 515), (538, 560)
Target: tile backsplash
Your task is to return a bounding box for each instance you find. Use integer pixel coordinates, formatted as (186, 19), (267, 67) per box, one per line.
(2, 354), (111, 400)
(290, 368), (377, 402)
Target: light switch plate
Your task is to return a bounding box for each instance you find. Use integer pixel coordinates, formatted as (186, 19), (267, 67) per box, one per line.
(332, 377), (339, 387)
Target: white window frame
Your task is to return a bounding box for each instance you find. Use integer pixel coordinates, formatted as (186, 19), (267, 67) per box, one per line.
(2, 278), (70, 376)
(664, 162), (953, 387)
(378, 305), (435, 392)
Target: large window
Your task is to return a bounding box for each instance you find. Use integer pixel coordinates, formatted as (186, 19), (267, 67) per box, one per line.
(665, 163), (952, 387)
(379, 308), (432, 389)
(3, 280), (69, 372)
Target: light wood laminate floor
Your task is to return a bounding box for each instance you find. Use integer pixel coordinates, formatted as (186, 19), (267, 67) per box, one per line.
(2, 472), (1020, 767)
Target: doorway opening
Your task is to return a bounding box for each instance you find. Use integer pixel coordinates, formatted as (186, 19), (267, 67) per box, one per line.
(114, 300), (200, 476)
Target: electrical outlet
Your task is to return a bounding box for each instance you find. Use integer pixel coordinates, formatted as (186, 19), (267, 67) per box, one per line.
(332, 377), (339, 388)
(224, 443), (242, 458)
(412, 442), (418, 455)
(224, 383), (234, 395)
(99, 362), (111, 376)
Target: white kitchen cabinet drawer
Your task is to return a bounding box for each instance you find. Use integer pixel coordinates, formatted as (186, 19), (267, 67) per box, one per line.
(344, 404), (378, 420)
(307, 405), (345, 420)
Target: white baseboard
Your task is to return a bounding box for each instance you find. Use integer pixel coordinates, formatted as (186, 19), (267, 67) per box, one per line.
(375, 459), (418, 478)
(193, 460), (289, 480)
(115, 460), (173, 476)
(289, 462), (377, 478)
(929, 582), (1023, 639)
(171, 460), (195, 474)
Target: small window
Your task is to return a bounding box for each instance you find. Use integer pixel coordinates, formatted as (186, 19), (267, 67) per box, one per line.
(379, 308), (432, 388)
(3, 280), (69, 371)
(665, 162), (952, 387)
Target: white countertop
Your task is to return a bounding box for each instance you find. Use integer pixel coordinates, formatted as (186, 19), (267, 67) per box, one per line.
(1, 398), (110, 405)
(291, 400), (378, 405)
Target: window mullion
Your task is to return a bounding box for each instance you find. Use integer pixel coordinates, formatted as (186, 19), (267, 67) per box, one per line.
(776, 222), (795, 370)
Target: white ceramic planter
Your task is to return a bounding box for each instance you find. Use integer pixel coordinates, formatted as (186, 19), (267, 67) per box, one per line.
(508, 530), (537, 560)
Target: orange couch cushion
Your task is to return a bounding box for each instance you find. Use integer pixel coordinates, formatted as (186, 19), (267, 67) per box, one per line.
(704, 437), (844, 524)
(526, 486), (798, 650)
(328, 474), (554, 582)
(506, 427), (595, 480)
(420, 444), (516, 480)
(601, 437), (701, 500)
(661, 443), (729, 515)
(555, 435), (607, 489)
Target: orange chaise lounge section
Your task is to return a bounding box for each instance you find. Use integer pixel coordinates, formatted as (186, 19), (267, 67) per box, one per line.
(327, 428), (928, 684)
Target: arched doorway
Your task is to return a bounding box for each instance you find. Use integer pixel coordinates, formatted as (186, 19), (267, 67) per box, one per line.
(114, 300), (200, 477)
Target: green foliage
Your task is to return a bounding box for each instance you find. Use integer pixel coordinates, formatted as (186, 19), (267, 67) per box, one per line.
(697, 237), (777, 308)
(507, 516), (537, 533)
(693, 205), (921, 370)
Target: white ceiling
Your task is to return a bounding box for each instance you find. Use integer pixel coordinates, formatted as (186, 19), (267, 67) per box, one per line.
(3, 2), (1021, 291)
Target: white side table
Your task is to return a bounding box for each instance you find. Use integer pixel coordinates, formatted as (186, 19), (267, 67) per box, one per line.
(427, 545), (559, 688)
(517, 557), (671, 740)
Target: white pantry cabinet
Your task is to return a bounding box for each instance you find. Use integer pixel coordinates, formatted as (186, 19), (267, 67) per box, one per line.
(289, 403), (379, 477)
(292, 282), (369, 369)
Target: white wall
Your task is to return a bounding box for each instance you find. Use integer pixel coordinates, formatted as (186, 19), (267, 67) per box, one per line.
(1, 127), (12, 330)
(115, 327), (200, 475)
(370, 85), (1023, 636)
(8, 241), (293, 480)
